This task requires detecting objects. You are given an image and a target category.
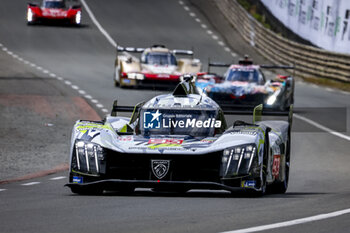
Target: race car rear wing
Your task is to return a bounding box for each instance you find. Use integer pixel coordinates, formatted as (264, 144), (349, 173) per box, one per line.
(117, 46), (145, 53)
(111, 102), (293, 126)
(117, 45), (194, 56)
(207, 61), (295, 72)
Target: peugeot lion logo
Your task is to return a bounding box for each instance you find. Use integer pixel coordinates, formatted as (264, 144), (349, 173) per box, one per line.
(151, 160), (170, 179)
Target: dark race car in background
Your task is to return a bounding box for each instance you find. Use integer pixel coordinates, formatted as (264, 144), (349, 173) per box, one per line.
(66, 76), (293, 196)
(196, 58), (295, 110)
(114, 45), (202, 88)
(27, 0), (82, 26)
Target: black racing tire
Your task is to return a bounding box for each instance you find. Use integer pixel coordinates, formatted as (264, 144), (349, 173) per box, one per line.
(70, 186), (103, 195)
(269, 133), (290, 194)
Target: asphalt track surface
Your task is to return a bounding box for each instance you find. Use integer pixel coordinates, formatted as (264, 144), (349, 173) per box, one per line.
(0, 0), (349, 233)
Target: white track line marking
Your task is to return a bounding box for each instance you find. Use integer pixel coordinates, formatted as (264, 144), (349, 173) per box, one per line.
(218, 41), (225, 46)
(49, 73), (56, 78)
(195, 18), (201, 23)
(178, 0), (184, 5)
(71, 85), (79, 90)
(50, 176), (66, 180)
(78, 90), (86, 95)
(64, 80), (72, 85)
(91, 99), (98, 104)
(80, 0), (117, 48)
(102, 108), (109, 113)
(96, 104), (104, 108)
(184, 6), (190, 11)
(201, 24), (207, 29)
(0, 189), (6, 192)
(294, 114), (350, 142)
(221, 208), (350, 233)
(224, 47), (231, 52)
(207, 30), (213, 35)
(84, 95), (92, 99)
(189, 12), (196, 17)
(340, 91), (350, 95)
(21, 182), (41, 186)
(212, 35), (219, 40)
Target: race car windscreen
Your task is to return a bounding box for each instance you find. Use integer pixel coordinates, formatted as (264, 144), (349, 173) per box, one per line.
(144, 53), (177, 66)
(225, 68), (261, 83)
(44, 1), (65, 8)
(140, 109), (222, 137)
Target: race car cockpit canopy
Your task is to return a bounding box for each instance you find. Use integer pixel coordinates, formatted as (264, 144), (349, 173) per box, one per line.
(138, 78), (227, 136)
(141, 52), (177, 66)
(43, 0), (65, 8)
(224, 67), (265, 84)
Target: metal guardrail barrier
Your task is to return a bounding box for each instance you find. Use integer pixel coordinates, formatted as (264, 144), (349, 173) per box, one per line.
(215, 0), (350, 82)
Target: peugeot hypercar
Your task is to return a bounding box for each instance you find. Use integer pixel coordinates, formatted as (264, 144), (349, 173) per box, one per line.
(114, 45), (201, 88)
(196, 58), (294, 110)
(66, 77), (293, 196)
(27, 0), (82, 25)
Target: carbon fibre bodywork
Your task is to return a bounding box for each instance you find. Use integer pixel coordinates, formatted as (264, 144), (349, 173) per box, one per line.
(66, 81), (292, 195)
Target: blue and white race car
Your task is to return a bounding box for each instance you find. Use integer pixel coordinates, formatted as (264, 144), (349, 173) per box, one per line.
(196, 58), (295, 110)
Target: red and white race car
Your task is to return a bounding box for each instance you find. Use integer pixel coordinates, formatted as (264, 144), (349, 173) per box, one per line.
(27, 0), (81, 25)
(114, 45), (202, 88)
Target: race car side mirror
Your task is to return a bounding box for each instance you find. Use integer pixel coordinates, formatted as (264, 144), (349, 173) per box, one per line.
(28, 2), (39, 7)
(71, 5), (81, 9)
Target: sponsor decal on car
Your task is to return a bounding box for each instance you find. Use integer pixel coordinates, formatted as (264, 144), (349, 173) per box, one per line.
(72, 176), (83, 184)
(147, 138), (183, 149)
(241, 180), (256, 188)
(272, 155), (281, 179)
(143, 110), (221, 129)
(117, 136), (134, 141)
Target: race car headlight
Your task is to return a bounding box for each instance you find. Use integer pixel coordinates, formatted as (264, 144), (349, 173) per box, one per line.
(127, 73), (144, 80)
(221, 144), (256, 177)
(266, 95), (277, 105)
(179, 75), (196, 82)
(266, 89), (280, 106)
(27, 9), (33, 22)
(75, 11), (81, 24)
(72, 141), (106, 175)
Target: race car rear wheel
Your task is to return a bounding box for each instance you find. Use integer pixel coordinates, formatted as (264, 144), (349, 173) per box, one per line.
(269, 135), (290, 194)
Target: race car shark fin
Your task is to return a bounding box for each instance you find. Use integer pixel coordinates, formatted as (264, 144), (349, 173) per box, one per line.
(253, 104), (263, 124)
